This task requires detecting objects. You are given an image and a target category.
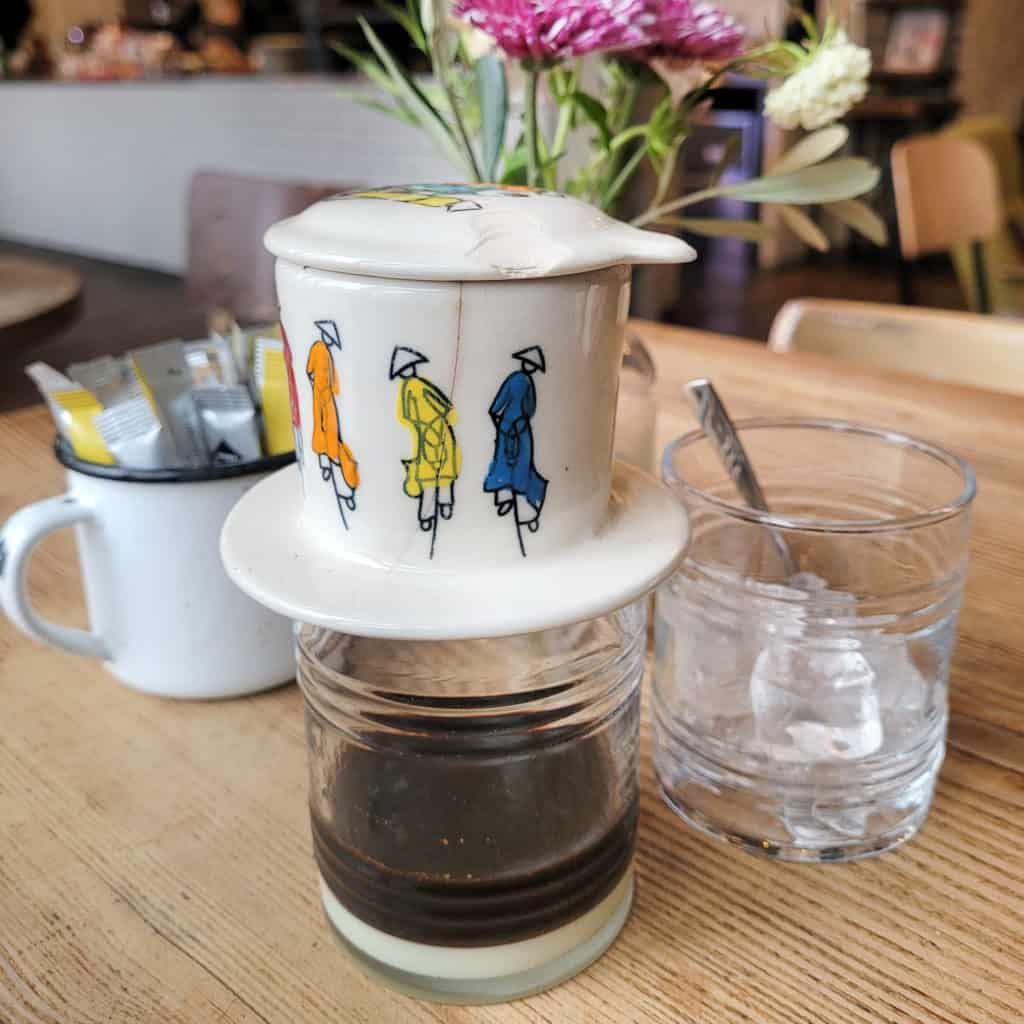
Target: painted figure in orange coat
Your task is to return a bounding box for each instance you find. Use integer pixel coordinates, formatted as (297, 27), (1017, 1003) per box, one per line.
(306, 320), (359, 527)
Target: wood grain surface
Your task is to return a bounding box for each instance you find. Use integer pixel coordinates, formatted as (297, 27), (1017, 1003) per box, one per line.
(2, 324), (1023, 1023)
(0, 257), (81, 331)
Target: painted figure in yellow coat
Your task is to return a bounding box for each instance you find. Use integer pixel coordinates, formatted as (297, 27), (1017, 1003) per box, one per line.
(389, 346), (461, 558)
(306, 320), (359, 527)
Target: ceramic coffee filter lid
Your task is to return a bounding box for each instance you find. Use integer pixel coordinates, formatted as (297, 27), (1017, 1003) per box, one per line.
(263, 184), (694, 281)
(222, 184), (693, 638)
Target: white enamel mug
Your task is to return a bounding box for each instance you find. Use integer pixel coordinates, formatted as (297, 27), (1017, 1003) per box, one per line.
(0, 442), (296, 699)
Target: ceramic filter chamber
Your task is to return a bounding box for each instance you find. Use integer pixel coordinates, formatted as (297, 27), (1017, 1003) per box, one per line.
(278, 261), (631, 569)
(223, 185), (693, 638)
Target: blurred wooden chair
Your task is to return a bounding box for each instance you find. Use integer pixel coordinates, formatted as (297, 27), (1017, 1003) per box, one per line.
(186, 170), (345, 325)
(890, 135), (1003, 314)
(944, 115), (1024, 316)
(768, 298), (1024, 397)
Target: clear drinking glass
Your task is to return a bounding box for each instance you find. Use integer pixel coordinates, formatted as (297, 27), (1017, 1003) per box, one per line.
(297, 601), (646, 1003)
(653, 419), (975, 862)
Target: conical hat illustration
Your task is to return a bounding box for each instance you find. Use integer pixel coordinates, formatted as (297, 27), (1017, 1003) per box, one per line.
(513, 346), (546, 372)
(389, 346), (429, 379)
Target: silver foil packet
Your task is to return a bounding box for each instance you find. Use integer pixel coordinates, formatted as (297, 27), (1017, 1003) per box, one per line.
(193, 386), (262, 464)
(93, 396), (174, 470)
(67, 355), (144, 408)
(130, 341), (207, 467)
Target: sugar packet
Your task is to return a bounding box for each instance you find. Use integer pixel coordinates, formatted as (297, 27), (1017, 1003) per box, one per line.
(185, 334), (240, 389)
(251, 336), (294, 456)
(94, 395), (175, 470)
(130, 341), (207, 467)
(25, 362), (115, 465)
(193, 386), (262, 464)
(67, 355), (141, 409)
(209, 310), (249, 386)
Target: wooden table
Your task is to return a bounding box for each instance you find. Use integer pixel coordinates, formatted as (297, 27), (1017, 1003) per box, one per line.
(0, 256), (81, 331)
(2, 325), (1023, 1023)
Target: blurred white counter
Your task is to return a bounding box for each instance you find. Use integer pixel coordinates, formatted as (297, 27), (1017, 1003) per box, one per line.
(0, 76), (457, 273)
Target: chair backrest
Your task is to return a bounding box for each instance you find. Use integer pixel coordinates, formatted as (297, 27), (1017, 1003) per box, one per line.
(945, 115), (1024, 214)
(186, 171), (346, 325)
(890, 135), (1003, 259)
(943, 116), (1024, 315)
(768, 298), (1024, 396)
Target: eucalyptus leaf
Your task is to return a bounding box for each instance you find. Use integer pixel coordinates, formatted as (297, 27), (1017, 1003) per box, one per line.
(770, 125), (849, 176)
(663, 217), (779, 242)
(475, 54), (507, 182)
(776, 205), (830, 251)
(632, 159), (881, 226)
(713, 158), (880, 205)
(826, 198), (889, 245)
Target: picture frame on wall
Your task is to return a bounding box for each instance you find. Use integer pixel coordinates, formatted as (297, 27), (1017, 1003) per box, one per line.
(883, 8), (950, 73)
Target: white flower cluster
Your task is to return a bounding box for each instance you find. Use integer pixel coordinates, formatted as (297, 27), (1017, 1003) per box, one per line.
(764, 31), (871, 132)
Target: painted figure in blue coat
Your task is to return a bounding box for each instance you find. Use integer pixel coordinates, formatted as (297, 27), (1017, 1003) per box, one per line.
(484, 346), (548, 557)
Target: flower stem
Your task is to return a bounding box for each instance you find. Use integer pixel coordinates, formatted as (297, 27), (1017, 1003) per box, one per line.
(602, 143), (647, 212)
(546, 66), (578, 190)
(652, 142), (681, 211)
(428, 28), (482, 181)
(524, 65), (542, 188)
(596, 68), (642, 211)
(630, 187), (720, 228)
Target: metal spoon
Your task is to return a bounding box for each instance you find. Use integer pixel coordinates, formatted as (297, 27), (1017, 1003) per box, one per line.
(684, 378), (798, 579)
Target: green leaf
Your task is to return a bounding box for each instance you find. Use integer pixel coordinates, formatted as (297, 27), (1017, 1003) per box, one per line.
(769, 125), (849, 176)
(376, 0), (426, 51)
(798, 11), (819, 45)
(709, 134), (742, 187)
(715, 158), (880, 205)
(631, 157), (881, 227)
(500, 145), (527, 178)
(351, 96), (419, 126)
(775, 205), (830, 251)
(826, 198), (889, 246)
(574, 91), (611, 150)
(357, 16), (462, 167)
(780, 40), (809, 61)
(404, 0), (428, 49)
(663, 217), (779, 242)
(475, 53), (507, 182)
(332, 42), (396, 95)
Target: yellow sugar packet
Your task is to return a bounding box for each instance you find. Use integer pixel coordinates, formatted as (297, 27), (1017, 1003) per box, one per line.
(252, 337), (293, 456)
(25, 362), (115, 465)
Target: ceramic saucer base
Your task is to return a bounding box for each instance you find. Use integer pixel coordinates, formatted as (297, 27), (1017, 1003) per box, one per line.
(220, 462), (688, 640)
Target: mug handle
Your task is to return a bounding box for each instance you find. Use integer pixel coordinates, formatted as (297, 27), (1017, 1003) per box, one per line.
(0, 495), (109, 658)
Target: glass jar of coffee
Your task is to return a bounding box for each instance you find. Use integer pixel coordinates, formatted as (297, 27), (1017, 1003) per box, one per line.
(297, 600), (646, 1004)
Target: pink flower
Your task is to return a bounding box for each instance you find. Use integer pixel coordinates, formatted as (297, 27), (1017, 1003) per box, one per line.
(452, 0), (656, 62)
(642, 0), (745, 61)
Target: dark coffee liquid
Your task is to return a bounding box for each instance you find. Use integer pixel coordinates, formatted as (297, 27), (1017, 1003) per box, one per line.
(308, 703), (637, 948)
